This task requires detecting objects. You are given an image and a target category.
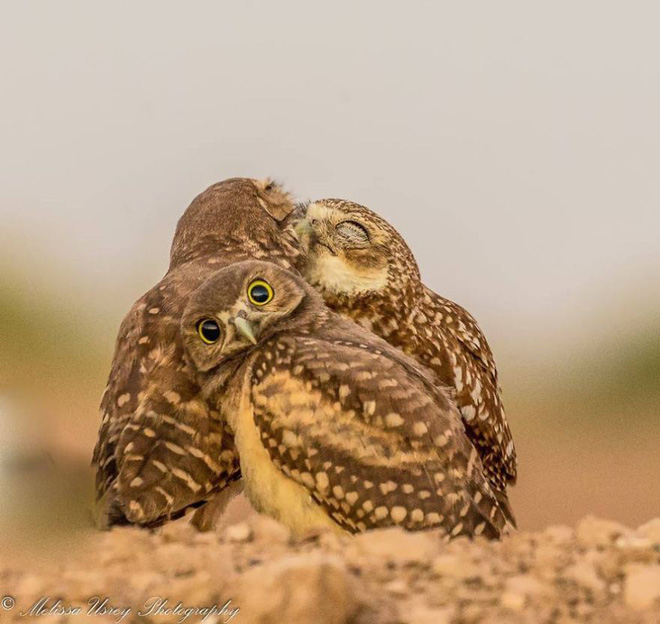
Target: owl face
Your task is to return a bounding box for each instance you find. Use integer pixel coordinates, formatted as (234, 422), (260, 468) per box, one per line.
(182, 261), (307, 372)
(296, 199), (419, 296)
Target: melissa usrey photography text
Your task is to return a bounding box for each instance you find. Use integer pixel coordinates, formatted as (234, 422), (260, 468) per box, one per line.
(10, 595), (240, 622)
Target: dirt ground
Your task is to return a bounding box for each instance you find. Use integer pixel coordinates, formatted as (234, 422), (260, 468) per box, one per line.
(1, 511), (659, 624)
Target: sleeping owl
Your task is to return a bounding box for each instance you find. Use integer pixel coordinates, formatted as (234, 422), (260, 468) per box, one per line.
(294, 199), (517, 518)
(181, 260), (510, 539)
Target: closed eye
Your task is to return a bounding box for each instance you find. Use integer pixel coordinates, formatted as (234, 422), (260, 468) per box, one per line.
(336, 220), (369, 244)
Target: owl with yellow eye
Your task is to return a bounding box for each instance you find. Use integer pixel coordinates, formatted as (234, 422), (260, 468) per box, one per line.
(181, 260), (509, 539)
(92, 178), (300, 529)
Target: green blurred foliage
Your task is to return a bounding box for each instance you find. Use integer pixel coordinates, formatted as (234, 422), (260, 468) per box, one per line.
(0, 273), (112, 389)
(561, 319), (660, 411)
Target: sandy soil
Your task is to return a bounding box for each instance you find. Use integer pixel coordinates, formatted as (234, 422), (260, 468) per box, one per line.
(1, 513), (659, 624)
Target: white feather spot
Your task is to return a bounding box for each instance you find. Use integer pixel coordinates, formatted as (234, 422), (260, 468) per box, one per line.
(391, 507), (407, 523)
(374, 506), (389, 520)
(117, 393), (131, 408)
(385, 413), (404, 428)
(461, 405), (477, 421)
(413, 422), (428, 436)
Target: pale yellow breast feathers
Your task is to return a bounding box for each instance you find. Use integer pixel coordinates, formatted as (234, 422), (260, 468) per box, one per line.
(226, 357), (343, 537)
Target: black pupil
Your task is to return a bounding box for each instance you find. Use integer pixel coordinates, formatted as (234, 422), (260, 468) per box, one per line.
(250, 284), (270, 303)
(200, 320), (221, 342)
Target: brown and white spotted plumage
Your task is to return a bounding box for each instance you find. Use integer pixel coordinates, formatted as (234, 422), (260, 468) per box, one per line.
(92, 178), (300, 528)
(181, 260), (509, 539)
(295, 199), (517, 511)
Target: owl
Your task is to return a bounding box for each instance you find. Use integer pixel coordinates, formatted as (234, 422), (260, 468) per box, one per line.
(92, 178), (300, 528)
(294, 199), (517, 517)
(181, 260), (509, 539)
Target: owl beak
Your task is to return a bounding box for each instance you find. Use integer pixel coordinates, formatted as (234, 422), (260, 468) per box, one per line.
(296, 219), (336, 256)
(234, 317), (258, 345)
(294, 217), (312, 238)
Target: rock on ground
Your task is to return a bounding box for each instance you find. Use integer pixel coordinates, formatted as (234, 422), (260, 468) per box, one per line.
(0, 514), (659, 623)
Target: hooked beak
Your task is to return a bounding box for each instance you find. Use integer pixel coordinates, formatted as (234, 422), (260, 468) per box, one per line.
(295, 218), (336, 256)
(234, 317), (258, 345)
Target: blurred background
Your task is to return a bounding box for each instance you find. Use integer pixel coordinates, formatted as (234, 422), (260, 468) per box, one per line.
(1, 1), (658, 547)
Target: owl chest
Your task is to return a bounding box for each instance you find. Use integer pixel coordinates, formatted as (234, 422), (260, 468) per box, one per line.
(228, 363), (340, 536)
(229, 369), (280, 512)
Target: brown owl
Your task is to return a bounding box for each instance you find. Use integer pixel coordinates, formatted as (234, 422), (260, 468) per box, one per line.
(92, 178), (300, 528)
(294, 199), (517, 518)
(181, 260), (509, 539)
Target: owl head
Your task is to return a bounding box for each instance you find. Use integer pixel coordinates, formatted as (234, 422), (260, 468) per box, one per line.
(181, 260), (318, 372)
(169, 178), (298, 267)
(294, 199), (421, 299)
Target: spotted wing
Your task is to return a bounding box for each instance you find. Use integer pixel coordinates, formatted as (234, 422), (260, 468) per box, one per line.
(92, 273), (239, 527)
(248, 333), (506, 539)
(421, 289), (517, 495)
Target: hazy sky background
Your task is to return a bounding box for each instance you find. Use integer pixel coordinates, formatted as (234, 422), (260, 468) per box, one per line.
(1, 1), (658, 362)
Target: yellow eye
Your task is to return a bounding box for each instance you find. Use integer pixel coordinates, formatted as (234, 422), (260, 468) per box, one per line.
(197, 318), (221, 344)
(247, 279), (274, 306)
